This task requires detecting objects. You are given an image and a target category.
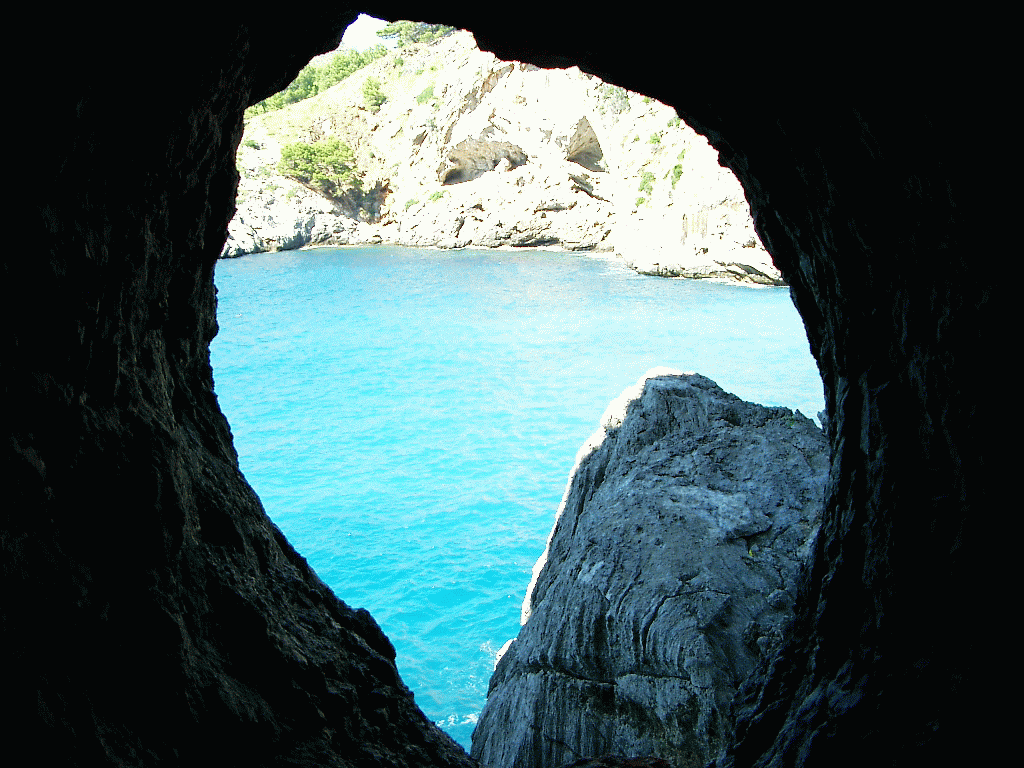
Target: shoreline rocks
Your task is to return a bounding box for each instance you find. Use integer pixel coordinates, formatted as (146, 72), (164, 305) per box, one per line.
(470, 371), (828, 767)
(223, 31), (785, 286)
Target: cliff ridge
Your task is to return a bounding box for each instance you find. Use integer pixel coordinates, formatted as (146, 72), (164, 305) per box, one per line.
(226, 30), (782, 285)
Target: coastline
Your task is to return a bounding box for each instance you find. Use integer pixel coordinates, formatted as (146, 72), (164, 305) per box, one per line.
(221, 239), (786, 287)
(227, 30), (786, 288)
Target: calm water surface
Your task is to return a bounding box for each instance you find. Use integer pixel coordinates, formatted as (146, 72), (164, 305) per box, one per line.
(211, 246), (824, 748)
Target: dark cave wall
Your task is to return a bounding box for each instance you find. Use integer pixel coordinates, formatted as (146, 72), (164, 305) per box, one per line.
(9, 11), (474, 766)
(439, 15), (988, 762)
(8, 7), (989, 766)
(696, 105), (981, 766)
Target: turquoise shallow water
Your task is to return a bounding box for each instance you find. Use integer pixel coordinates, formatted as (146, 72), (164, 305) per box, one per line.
(210, 246), (824, 748)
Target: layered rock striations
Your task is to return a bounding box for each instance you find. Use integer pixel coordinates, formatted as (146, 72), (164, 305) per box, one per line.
(471, 372), (828, 767)
(225, 30), (781, 285)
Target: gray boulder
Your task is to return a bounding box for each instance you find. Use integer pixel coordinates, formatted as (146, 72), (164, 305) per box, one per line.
(471, 371), (828, 768)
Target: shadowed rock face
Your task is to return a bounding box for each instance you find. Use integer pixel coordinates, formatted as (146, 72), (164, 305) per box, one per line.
(440, 138), (529, 184)
(9, 7), (988, 767)
(565, 117), (606, 172)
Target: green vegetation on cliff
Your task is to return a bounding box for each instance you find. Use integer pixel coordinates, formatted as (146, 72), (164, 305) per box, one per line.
(228, 25), (776, 281)
(416, 84), (435, 105)
(277, 138), (360, 198)
(243, 21), (453, 119)
(376, 21), (454, 47)
(363, 77), (387, 112)
(246, 45), (389, 117)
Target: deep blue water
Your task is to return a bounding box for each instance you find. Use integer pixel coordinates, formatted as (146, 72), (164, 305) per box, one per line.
(210, 246), (824, 748)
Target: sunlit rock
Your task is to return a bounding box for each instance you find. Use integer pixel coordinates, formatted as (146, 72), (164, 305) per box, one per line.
(473, 372), (828, 767)
(230, 30), (774, 281)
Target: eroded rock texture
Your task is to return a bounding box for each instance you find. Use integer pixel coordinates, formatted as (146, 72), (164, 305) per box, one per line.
(472, 373), (828, 767)
(10, 10), (473, 767)
(10, 6), (989, 767)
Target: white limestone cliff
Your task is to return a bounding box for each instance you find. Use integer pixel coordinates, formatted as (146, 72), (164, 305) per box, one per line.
(226, 31), (782, 286)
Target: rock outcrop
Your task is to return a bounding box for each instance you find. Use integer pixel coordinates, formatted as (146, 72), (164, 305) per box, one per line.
(12, 7), (990, 767)
(472, 372), (828, 768)
(223, 185), (368, 256)
(226, 30), (782, 285)
(11, 11), (476, 767)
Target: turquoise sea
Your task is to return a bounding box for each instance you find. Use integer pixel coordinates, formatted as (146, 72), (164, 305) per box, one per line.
(210, 246), (824, 749)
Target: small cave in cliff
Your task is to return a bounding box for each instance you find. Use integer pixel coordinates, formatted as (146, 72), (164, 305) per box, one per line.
(440, 137), (529, 185)
(564, 116), (606, 172)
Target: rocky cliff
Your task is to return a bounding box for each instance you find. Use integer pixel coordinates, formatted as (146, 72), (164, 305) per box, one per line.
(12, 7), (989, 767)
(225, 30), (782, 286)
(472, 372), (828, 767)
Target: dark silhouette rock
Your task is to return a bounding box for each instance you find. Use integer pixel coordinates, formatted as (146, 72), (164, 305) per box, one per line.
(8, 6), (990, 766)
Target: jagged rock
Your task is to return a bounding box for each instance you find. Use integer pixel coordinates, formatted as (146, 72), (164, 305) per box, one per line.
(472, 371), (828, 768)
(618, 204), (783, 285)
(534, 198), (573, 213)
(569, 173), (610, 202)
(223, 183), (348, 255)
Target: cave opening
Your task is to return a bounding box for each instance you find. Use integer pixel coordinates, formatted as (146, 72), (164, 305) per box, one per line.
(211, 247), (825, 752)
(12, 8), (984, 767)
(214, 15), (826, 754)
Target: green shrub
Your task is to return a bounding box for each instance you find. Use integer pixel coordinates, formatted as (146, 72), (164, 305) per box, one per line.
(245, 45), (388, 117)
(638, 171), (655, 196)
(596, 84), (630, 115)
(316, 45), (387, 92)
(428, 190), (445, 202)
(277, 137), (360, 199)
(667, 116), (681, 128)
(635, 196), (646, 207)
(417, 84), (435, 105)
(404, 198), (419, 210)
(242, 138), (260, 150)
(363, 77), (387, 112)
(649, 133), (662, 145)
(670, 164), (684, 187)
(376, 21), (454, 47)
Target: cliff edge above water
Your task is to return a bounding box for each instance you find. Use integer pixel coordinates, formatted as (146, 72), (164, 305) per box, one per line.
(226, 30), (782, 286)
(472, 371), (829, 767)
